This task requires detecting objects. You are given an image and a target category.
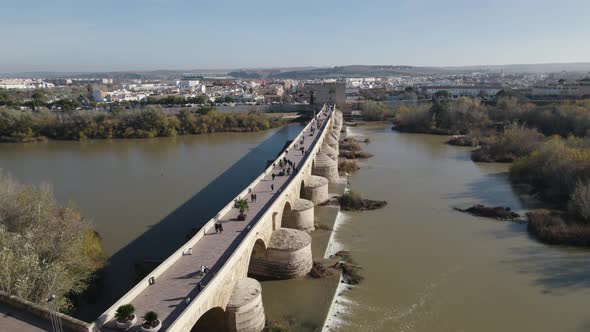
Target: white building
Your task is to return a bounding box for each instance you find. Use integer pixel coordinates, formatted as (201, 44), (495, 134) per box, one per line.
(421, 85), (503, 97)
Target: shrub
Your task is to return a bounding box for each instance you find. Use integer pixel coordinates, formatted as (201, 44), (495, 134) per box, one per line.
(472, 123), (545, 162)
(393, 105), (432, 132)
(527, 211), (590, 246)
(339, 191), (363, 210)
(360, 102), (395, 121)
(511, 137), (590, 204)
(0, 171), (104, 312)
(338, 159), (360, 173)
(142, 311), (159, 328)
(115, 304), (135, 322)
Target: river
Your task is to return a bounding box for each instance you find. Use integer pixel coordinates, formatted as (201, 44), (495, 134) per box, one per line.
(2, 122), (590, 331)
(0, 124), (305, 321)
(328, 123), (590, 332)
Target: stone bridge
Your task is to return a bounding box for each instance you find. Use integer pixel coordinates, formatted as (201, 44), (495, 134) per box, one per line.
(91, 104), (344, 332)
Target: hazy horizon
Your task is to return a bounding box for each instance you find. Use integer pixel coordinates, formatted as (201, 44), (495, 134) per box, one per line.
(2, 0), (590, 72)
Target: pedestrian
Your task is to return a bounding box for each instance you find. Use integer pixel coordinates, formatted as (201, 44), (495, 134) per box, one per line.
(219, 223), (223, 233)
(197, 282), (202, 292)
(271, 184), (274, 192)
(254, 194), (257, 202)
(272, 173), (275, 181)
(250, 193), (254, 202)
(214, 223), (219, 233)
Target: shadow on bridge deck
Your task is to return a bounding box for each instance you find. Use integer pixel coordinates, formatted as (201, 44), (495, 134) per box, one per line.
(74, 123), (306, 322)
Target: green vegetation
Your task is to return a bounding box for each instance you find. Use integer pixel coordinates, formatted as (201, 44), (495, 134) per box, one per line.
(0, 106), (284, 142)
(391, 94), (590, 246)
(470, 124), (545, 162)
(234, 199), (249, 220)
(145, 95), (207, 105)
(360, 101), (396, 121)
(0, 88), (97, 110)
(338, 159), (360, 174)
(0, 171), (104, 312)
(115, 304), (136, 322)
(339, 191), (386, 211)
(338, 137), (374, 159)
(142, 311), (159, 329)
(394, 97), (489, 134)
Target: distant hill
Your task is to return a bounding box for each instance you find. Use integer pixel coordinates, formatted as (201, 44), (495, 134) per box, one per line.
(265, 65), (459, 79)
(446, 62), (590, 74)
(3, 63), (590, 79)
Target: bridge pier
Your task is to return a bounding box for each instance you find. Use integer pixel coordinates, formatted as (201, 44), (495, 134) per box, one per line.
(301, 175), (329, 205)
(248, 229), (312, 279)
(312, 152), (339, 183)
(325, 133), (339, 150)
(226, 278), (265, 332)
(320, 143), (338, 161)
(282, 198), (315, 232)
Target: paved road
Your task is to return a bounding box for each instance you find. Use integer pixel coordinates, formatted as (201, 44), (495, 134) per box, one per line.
(107, 108), (331, 330)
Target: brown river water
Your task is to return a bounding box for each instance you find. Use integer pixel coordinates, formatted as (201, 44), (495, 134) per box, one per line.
(1, 122), (589, 331)
(328, 123), (590, 332)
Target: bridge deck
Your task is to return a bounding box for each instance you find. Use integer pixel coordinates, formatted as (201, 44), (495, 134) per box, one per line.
(108, 109), (331, 331)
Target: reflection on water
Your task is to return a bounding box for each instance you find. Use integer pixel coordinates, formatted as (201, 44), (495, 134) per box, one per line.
(333, 124), (590, 332)
(0, 124), (304, 321)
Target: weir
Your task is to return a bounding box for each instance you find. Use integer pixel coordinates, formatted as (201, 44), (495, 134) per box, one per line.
(91, 105), (345, 332)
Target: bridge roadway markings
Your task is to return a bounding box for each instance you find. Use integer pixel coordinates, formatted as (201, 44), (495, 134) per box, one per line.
(120, 109), (331, 331)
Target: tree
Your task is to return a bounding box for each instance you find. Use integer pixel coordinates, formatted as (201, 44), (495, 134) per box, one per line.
(430, 90), (451, 127)
(31, 89), (47, 110)
(0, 172), (104, 312)
(234, 199), (249, 220)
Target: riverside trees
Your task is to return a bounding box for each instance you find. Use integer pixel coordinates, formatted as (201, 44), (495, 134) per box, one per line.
(0, 172), (104, 312)
(0, 106), (284, 142)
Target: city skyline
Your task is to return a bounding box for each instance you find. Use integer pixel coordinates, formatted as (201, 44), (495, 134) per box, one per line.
(1, 0), (590, 72)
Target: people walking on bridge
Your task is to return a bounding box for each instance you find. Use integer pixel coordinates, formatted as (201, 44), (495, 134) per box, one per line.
(214, 223), (219, 233)
(271, 184), (274, 192)
(219, 223), (223, 233)
(272, 173), (275, 181)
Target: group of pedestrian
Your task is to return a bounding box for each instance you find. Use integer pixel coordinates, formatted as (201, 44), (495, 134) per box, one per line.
(214, 221), (224, 233)
(250, 192), (258, 202)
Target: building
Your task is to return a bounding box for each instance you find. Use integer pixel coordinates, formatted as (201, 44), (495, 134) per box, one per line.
(420, 85), (503, 97)
(305, 82), (345, 107)
(531, 78), (590, 98)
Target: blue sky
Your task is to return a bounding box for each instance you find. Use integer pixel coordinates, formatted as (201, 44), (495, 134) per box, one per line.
(1, 0), (589, 72)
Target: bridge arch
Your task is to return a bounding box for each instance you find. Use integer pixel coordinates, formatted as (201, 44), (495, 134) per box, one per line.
(191, 306), (227, 332)
(248, 237), (268, 278)
(299, 179), (306, 198)
(251, 238), (267, 259)
(280, 201), (293, 227)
